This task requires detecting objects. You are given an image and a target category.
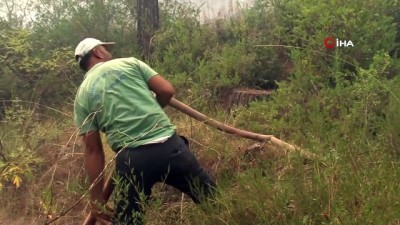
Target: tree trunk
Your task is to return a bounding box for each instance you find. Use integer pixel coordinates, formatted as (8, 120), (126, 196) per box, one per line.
(137, 0), (159, 60)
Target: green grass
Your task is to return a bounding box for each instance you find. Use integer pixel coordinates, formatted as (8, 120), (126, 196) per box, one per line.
(0, 95), (399, 225)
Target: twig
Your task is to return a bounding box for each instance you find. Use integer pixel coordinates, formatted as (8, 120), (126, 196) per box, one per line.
(180, 193), (185, 224)
(48, 121), (163, 225)
(0, 139), (6, 162)
(0, 100), (71, 117)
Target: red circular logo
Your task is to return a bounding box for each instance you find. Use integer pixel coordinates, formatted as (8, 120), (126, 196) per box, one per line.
(324, 37), (335, 49)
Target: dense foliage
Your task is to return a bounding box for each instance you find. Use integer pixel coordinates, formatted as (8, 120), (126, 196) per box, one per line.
(0, 0), (399, 224)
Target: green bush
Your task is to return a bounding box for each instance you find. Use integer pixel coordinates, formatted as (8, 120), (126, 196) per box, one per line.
(0, 29), (80, 108)
(384, 75), (400, 156)
(273, 0), (397, 69)
(0, 101), (44, 189)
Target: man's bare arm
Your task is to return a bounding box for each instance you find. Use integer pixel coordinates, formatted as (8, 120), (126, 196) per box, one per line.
(148, 74), (176, 107)
(82, 131), (105, 204)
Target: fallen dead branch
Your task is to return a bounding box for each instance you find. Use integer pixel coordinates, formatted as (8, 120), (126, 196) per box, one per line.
(169, 98), (316, 159)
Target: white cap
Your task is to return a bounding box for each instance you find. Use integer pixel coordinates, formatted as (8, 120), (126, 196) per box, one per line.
(74, 38), (115, 62)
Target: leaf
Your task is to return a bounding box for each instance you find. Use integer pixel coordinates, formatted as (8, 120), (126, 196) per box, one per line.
(13, 175), (22, 188)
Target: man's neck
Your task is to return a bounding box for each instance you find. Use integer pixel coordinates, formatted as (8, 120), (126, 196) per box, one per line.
(87, 59), (104, 71)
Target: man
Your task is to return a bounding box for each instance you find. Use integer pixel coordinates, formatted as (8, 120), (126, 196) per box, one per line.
(74, 38), (216, 224)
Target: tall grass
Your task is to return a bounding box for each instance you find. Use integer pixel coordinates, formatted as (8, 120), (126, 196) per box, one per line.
(1, 0), (399, 224)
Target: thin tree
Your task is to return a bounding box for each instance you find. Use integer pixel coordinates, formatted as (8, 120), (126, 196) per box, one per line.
(137, 0), (159, 60)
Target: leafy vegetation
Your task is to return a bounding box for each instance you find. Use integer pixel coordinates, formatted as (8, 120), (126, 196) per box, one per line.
(0, 0), (399, 224)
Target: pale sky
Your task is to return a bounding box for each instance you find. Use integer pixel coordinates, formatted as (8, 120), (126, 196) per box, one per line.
(0, 0), (253, 25)
(185, 0), (252, 21)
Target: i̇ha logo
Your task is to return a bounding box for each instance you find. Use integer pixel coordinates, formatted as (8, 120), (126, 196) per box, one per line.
(324, 37), (354, 49)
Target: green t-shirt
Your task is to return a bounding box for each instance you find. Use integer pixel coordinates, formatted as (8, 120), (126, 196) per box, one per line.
(74, 57), (176, 151)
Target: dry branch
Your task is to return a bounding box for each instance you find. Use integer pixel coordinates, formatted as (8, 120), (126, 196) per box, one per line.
(169, 98), (315, 158)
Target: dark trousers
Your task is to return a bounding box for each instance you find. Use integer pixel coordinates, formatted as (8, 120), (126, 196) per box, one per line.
(113, 133), (216, 225)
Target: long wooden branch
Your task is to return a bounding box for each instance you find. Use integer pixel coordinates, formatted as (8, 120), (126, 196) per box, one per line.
(83, 98), (315, 225)
(169, 98), (315, 158)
